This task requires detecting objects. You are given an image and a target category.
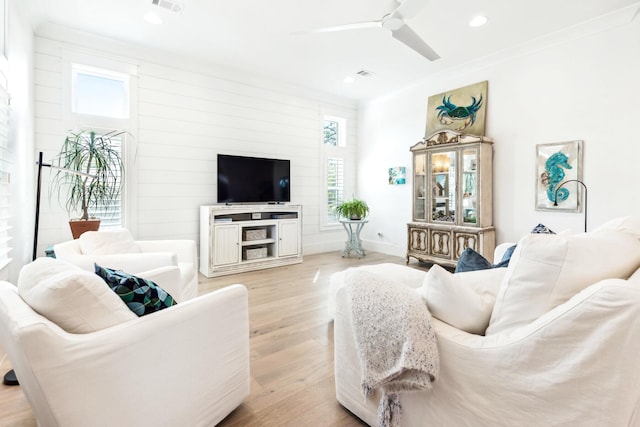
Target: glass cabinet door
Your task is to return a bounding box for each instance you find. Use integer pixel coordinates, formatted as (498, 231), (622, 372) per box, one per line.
(414, 152), (427, 220)
(431, 151), (456, 223)
(462, 148), (478, 224)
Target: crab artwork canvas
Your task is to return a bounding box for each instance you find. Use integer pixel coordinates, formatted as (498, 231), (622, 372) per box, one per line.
(425, 81), (488, 137)
(535, 140), (583, 211)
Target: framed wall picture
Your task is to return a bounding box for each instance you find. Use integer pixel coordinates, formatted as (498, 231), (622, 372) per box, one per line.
(535, 140), (583, 211)
(388, 166), (406, 185)
(425, 81), (488, 137)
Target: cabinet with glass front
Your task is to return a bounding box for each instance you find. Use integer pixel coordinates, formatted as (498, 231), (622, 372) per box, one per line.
(408, 130), (495, 267)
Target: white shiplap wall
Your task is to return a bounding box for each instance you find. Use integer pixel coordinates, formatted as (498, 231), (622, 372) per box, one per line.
(33, 25), (357, 257)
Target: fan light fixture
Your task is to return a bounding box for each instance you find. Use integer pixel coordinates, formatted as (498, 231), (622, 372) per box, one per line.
(292, 0), (440, 61)
(469, 15), (488, 27)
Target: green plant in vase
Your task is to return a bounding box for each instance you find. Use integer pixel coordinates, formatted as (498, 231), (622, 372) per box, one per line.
(50, 129), (126, 238)
(335, 198), (369, 220)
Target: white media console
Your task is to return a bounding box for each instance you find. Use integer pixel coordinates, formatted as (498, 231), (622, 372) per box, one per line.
(199, 204), (303, 277)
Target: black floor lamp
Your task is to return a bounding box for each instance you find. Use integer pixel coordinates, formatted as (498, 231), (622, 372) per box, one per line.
(3, 152), (93, 386)
(553, 179), (588, 233)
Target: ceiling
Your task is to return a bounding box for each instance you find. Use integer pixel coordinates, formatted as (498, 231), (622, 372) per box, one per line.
(22, 0), (640, 101)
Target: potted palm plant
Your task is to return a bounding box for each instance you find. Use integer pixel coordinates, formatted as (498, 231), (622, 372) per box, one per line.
(51, 129), (125, 238)
(335, 198), (369, 220)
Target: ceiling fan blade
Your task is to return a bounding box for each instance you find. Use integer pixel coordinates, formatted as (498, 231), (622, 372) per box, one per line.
(292, 20), (381, 35)
(391, 0), (429, 20)
(391, 23), (440, 61)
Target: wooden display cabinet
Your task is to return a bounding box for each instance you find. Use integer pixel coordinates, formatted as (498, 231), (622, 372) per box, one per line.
(407, 130), (495, 267)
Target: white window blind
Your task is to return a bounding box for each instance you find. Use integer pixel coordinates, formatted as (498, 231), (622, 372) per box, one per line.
(0, 85), (11, 269)
(89, 132), (122, 228)
(326, 157), (344, 223)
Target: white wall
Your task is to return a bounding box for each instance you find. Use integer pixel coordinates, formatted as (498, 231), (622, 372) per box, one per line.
(32, 24), (357, 258)
(4, 0), (34, 283)
(359, 7), (640, 257)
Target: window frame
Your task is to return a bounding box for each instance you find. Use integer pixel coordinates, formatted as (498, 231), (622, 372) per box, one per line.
(71, 63), (131, 119)
(323, 115), (346, 147)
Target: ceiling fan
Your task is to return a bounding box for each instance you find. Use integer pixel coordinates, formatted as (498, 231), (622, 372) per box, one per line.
(295, 0), (439, 61)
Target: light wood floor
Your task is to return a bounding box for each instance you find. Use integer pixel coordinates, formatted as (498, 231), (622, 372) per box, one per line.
(0, 251), (425, 426)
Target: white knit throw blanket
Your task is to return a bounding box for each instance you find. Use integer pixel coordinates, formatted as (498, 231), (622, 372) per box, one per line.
(345, 269), (439, 427)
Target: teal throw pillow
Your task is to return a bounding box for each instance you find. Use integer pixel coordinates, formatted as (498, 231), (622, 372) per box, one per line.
(95, 264), (177, 316)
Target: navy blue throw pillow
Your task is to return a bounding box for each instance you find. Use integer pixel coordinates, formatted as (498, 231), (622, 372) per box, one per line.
(455, 247), (493, 273)
(95, 264), (177, 316)
(531, 223), (556, 234)
(493, 244), (517, 268)
(455, 245), (517, 273)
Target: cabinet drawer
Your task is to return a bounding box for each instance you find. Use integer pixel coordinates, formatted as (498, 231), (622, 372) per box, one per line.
(408, 227), (429, 254)
(429, 229), (452, 259)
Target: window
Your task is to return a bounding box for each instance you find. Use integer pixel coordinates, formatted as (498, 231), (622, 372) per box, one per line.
(70, 63), (131, 229)
(0, 84), (10, 269)
(72, 64), (129, 119)
(323, 116), (346, 147)
(324, 120), (338, 146)
(322, 115), (348, 226)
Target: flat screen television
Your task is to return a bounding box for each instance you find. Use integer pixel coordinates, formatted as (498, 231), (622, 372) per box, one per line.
(217, 154), (291, 204)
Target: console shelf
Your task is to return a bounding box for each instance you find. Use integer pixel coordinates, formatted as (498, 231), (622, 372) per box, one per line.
(200, 205), (303, 277)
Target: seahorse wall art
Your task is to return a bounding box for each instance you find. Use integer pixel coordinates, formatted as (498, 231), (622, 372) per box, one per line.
(541, 151), (572, 203)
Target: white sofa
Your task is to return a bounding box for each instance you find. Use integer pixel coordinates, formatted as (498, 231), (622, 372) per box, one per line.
(0, 257), (249, 427)
(53, 229), (198, 302)
(332, 217), (640, 426)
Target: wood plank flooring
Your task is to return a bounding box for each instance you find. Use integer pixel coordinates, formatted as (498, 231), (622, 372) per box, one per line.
(0, 251), (423, 426)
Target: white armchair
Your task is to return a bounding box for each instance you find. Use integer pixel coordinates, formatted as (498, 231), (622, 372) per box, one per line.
(53, 229), (198, 302)
(0, 258), (249, 427)
(333, 217), (640, 426)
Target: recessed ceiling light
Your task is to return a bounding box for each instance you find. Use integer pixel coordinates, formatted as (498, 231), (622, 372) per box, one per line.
(469, 15), (488, 27)
(343, 76), (355, 84)
(144, 12), (163, 25)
